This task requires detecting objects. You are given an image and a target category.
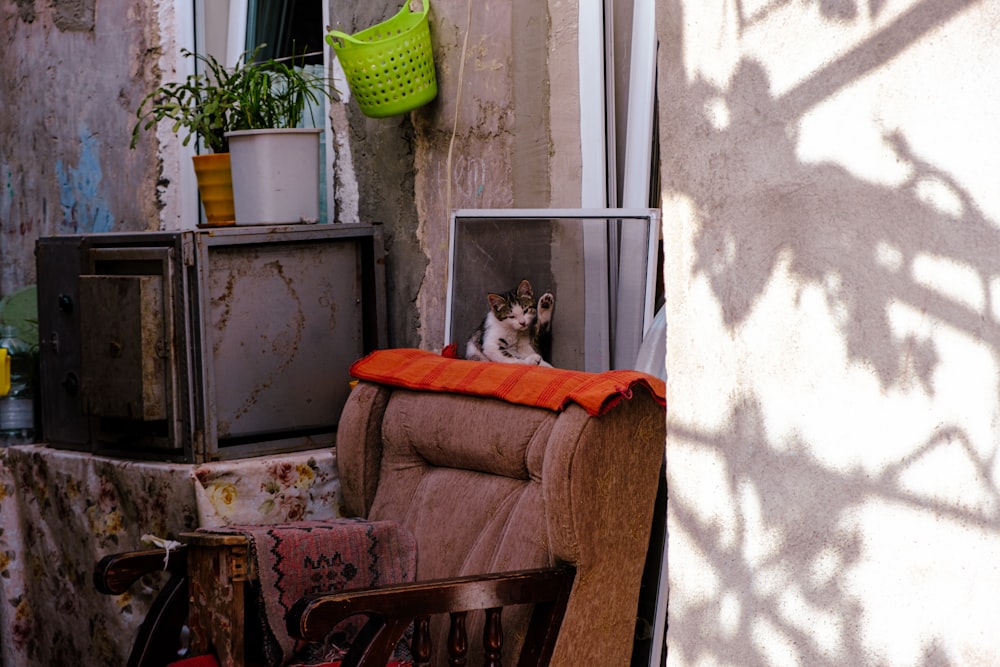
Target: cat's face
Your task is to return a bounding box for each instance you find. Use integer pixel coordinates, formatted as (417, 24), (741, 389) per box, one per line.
(487, 280), (536, 331)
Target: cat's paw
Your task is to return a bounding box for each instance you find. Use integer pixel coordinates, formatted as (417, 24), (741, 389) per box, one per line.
(538, 292), (554, 312)
(537, 292), (554, 325)
(525, 353), (543, 365)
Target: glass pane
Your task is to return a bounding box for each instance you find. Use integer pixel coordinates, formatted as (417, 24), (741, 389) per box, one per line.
(446, 209), (659, 372)
(247, 0), (324, 64)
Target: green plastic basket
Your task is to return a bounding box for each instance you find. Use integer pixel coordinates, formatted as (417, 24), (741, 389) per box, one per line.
(327, 0), (438, 118)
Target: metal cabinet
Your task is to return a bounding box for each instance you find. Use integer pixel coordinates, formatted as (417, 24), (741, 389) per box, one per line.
(37, 224), (386, 462)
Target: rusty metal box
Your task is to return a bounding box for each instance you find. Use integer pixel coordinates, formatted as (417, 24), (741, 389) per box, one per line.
(36, 224), (386, 462)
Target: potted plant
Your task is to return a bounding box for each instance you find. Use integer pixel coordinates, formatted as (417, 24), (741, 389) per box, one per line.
(132, 49), (241, 226)
(131, 47), (332, 226)
(223, 50), (332, 225)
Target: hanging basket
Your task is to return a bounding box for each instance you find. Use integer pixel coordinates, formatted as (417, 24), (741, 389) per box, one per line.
(326, 0), (438, 118)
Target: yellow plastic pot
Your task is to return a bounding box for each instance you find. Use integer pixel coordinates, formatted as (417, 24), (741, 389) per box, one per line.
(192, 153), (236, 226)
(0, 349), (9, 397)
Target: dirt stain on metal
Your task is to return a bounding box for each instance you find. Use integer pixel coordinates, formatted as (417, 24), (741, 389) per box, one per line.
(228, 259), (305, 423)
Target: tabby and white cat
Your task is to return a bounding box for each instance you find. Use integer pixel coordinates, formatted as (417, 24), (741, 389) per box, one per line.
(465, 279), (554, 366)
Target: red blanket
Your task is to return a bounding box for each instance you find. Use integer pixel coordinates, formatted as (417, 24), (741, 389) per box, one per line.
(350, 348), (665, 416)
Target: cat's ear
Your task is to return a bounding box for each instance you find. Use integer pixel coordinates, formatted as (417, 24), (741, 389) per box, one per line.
(487, 293), (506, 311)
(517, 279), (533, 298)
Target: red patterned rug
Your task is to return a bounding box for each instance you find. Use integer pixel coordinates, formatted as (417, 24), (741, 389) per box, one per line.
(203, 518), (417, 666)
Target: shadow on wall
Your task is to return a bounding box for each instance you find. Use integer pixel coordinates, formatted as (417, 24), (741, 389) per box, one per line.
(663, 0), (994, 664)
(668, 401), (988, 666)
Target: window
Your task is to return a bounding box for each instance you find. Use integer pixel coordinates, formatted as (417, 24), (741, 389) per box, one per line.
(193, 0), (333, 223)
(245, 1), (324, 65)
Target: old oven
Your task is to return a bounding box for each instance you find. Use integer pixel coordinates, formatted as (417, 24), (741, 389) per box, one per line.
(36, 223), (386, 463)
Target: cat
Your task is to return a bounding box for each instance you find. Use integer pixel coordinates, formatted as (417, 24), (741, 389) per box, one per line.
(465, 279), (554, 366)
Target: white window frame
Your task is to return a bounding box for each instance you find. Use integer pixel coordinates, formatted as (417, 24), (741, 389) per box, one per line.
(186, 0), (335, 225)
(580, 1), (664, 664)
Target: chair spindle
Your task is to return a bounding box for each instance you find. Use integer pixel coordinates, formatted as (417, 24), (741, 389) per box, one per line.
(483, 607), (502, 667)
(412, 615), (432, 667)
(448, 610), (468, 666)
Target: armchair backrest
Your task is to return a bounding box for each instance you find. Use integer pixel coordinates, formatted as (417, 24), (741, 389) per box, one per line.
(336, 380), (665, 665)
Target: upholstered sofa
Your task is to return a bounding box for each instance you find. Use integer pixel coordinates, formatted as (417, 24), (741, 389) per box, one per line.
(322, 350), (667, 665)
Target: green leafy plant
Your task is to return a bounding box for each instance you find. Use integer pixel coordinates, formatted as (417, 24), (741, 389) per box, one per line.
(131, 47), (333, 154)
(230, 51), (330, 132)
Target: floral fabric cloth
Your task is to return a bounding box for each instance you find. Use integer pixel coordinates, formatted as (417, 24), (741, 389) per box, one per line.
(193, 451), (343, 528)
(0, 444), (343, 667)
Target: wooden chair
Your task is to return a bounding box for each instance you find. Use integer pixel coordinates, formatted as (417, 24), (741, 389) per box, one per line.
(95, 545), (192, 667)
(95, 543), (574, 667)
(287, 565), (575, 666)
(96, 372), (665, 666)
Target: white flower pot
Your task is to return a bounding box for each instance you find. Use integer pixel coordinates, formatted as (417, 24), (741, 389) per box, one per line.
(226, 128), (322, 225)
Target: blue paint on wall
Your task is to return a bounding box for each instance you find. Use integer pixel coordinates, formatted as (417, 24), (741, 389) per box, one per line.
(1, 164), (12, 223)
(55, 124), (114, 233)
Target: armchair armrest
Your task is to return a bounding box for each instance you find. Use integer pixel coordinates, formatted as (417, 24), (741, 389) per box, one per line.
(94, 548), (191, 667)
(94, 546), (189, 595)
(287, 566), (575, 667)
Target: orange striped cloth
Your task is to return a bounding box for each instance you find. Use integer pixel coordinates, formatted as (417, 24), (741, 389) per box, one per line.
(349, 348), (665, 416)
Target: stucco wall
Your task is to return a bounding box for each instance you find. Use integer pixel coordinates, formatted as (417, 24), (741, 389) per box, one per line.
(406, 0), (579, 348)
(660, 0), (1000, 664)
(304, 0), (578, 349)
(300, 0), (578, 348)
(0, 0), (167, 295)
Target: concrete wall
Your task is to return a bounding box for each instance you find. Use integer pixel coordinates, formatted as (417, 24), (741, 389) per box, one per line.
(660, 0), (1000, 664)
(330, 0), (581, 348)
(0, 0), (170, 294)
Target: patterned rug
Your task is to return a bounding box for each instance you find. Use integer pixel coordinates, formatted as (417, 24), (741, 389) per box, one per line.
(202, 518), (417, 666)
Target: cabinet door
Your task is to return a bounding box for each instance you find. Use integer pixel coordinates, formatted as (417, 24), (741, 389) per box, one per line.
(79, 274), (168, 421)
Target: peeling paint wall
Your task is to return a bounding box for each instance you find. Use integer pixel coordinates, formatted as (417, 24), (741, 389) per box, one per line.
(660, 0), (1000, 664)
(0, 0), (165, 295)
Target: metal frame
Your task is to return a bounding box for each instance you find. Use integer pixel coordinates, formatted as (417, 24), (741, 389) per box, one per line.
(445, 208), (659, 372)
(189, 224), (386, 461)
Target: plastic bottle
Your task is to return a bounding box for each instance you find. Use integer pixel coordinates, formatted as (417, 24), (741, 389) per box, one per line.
(0, 325), (34, 443)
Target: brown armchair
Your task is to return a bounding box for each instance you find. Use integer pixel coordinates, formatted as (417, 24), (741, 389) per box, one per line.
(96, 361), (665, 666)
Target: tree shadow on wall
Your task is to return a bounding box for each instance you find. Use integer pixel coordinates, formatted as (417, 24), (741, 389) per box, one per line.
(668, 397), (991, 666)
(661, 0), (995, 664)
(668, 3), (997, 389)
